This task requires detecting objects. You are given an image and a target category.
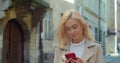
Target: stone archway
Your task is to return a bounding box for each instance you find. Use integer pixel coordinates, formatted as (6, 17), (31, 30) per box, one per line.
(2, 19), (30, 63)
(2, 19), (24, 63)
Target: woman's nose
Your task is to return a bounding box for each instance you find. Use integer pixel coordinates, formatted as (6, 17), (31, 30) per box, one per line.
(70, 28), (75, 34)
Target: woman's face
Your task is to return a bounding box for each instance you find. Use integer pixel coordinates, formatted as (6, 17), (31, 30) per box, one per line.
(64, 19), (83, 43)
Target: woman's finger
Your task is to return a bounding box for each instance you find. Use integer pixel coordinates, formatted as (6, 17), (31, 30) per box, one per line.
(65, 58), (73, 63)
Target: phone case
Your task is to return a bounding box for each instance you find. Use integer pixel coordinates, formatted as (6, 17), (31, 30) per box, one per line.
(65, 52), (77, 60)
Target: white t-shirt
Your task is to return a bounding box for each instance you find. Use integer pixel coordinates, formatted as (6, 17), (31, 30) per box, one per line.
(70, 38), (85, 58)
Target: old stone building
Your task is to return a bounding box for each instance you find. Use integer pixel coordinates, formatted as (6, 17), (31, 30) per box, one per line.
(0, 0), (50, 63)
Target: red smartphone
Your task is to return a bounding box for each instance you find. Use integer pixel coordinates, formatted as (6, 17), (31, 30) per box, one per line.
(65, 52), (77, 60)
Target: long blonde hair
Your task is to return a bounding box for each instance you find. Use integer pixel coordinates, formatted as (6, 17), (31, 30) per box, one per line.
(56, 9), (93, 46)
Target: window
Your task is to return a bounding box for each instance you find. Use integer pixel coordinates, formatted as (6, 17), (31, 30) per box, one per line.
(43, 10), (53, 40)
(95, 28), (99, 41)
(99, 29), (102, 42)
(75, 3), (83, 15)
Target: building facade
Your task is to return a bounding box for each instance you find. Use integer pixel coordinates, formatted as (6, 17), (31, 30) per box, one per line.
(105, 0), (120, 56)
(117, 0), (120, 53)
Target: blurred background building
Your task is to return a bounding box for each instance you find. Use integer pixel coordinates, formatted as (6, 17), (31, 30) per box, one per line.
(106, 0), (120, 56)
(0, 0), (120, 63)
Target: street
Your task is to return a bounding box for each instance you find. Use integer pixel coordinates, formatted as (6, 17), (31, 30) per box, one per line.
(104, 55), (120, 63)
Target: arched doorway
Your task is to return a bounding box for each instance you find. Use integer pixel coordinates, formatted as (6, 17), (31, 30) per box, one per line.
(2, 19), (24, 63)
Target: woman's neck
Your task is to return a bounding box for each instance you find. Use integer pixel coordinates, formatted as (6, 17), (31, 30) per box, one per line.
(72, 35), (84, 43)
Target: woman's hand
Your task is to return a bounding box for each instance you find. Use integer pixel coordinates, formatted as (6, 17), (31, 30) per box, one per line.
(65, 57), (83, 63)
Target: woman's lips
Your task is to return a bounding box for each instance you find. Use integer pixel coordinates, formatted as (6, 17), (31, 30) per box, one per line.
(72, 34), (77, 38)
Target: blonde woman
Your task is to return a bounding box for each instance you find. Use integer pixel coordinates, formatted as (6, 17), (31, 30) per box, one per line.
(54, 9), (103, 63)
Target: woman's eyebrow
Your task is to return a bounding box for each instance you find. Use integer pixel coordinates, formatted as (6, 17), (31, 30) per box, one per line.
(72, 24), (77, 26)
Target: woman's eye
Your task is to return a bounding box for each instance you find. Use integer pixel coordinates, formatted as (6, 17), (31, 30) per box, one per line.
(65, 27), (70, 31)
(72, 25), (78, 29)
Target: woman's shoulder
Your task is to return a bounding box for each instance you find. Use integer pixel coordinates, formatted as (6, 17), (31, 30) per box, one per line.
(91, 41), (103, 52)
(86, 40), (102, 48)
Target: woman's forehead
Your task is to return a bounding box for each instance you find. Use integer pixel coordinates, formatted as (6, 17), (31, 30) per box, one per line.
(66, 18), (80, 23)
(64, 19), (80, 27)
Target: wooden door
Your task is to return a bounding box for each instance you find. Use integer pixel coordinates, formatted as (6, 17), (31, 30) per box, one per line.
(2, 20), (24, 63)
